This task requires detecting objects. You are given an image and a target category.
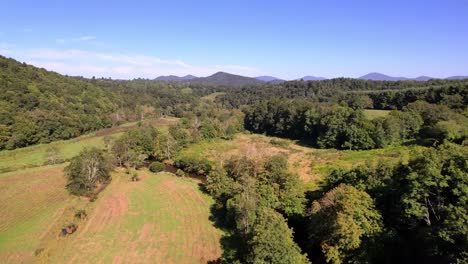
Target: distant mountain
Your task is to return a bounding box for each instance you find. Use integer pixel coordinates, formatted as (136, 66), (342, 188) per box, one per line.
(298, 76), (327, 81)
(255, 76), (283, 82)
(359, 72), (408, 81)
(414, 76), (433, 81)
(359, 72), (439, 81)
(190, 72), (264, 86)
(155, 75), (197, 81)
(446, 76), (468, 80)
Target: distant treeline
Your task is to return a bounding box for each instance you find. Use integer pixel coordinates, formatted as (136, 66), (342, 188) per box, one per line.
(244, 99), (467, 150)
(214, 78), (468, 110)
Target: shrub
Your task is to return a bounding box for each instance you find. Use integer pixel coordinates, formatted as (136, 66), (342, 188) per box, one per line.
(131, 172), (139, 182)
(176, 169), (185, 177)
(174, 156), (212, 175)
(149, 161), (165, 173)
(74, 209), (87, 220)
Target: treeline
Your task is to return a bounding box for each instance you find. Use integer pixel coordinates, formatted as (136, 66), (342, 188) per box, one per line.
(245, 99), (467, 150)
(214, 78), (468, 110)
(305, 143), (467, 263)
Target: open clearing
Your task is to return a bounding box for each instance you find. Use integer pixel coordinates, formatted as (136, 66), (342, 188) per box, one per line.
(363, 109), (391, 120)
(179, 133), (423, 186)
(0, 167), (222, 263)
(38, 171), (222, 264)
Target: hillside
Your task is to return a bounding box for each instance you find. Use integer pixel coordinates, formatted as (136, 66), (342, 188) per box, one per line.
(0, 56), (205, 151)
(0, 55), (118, 150)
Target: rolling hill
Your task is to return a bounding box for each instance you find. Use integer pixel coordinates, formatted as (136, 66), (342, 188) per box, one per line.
(189, 72), (264, 86)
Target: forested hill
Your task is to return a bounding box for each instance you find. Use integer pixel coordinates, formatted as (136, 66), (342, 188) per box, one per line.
(0, 55), (205, 150)
(0, 55), (121, 149)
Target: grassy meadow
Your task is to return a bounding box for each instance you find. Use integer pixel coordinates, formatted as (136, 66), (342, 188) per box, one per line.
(0, 118), (424, 263)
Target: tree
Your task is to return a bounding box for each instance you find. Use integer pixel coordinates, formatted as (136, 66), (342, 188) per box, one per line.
(394, 146), (468, 262)
(205, 165), (237, 205)
(65, 147), (113, 195)
(246, 208), (310, 264)
(308, 184), (383, 264)
(111, 137), (129, 167)
(227, 176), (259, 235)
(154, 134), (178, 160)
(0, 124), (9, 150)
(262, 155), (305, 216)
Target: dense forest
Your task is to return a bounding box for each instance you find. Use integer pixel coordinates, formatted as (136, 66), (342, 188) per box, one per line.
(2, 55), (467, 263)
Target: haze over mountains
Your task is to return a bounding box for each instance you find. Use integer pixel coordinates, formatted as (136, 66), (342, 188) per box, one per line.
(154, 72), (468, 86)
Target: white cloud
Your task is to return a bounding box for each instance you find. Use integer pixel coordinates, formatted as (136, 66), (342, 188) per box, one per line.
(0, 45), (263, 79)
(56, 35), (102, 45)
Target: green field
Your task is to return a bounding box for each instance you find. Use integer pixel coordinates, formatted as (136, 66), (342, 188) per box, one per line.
(0, 117), (178, 173)
(35, 171), (222, 263)
(0, 117), (227, 264)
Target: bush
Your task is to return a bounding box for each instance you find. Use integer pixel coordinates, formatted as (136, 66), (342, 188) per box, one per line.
(176, 169), (185, 177)
(174, 156), (212, 175)
(74, 209), (87, 220)
(149, 161), (165, 173)
(131, 172), (139, 182)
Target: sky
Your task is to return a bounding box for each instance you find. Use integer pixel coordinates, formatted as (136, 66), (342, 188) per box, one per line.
(1, 0), (467, 80)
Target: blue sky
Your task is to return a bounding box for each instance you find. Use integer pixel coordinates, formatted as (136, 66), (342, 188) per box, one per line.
(1, 0), (467, 79)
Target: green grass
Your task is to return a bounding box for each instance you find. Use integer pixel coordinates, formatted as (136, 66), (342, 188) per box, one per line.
(0, 133), (111, 173)
(0, 118), (177, 173)
(363, 109), (391, 120)
(310, 144), (423, 176)
(44, 171), (222, 263)
(177, 138), (237, 160)
(0, 165), (73, 263)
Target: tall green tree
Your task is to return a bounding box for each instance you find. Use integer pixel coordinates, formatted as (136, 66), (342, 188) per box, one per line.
(65, 147), (113, 195)
(247, 208), (310, 264)
(308, 184), (383, 264)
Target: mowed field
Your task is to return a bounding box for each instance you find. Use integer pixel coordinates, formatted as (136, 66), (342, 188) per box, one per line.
(0, 165), (70, 263)
(37, 171), (222, 264)
(0, 117), (223, 263)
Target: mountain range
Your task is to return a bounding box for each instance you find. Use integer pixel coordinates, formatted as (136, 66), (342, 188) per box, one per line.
(154, 72), (468, 86)
(154, 75), (198, 81)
